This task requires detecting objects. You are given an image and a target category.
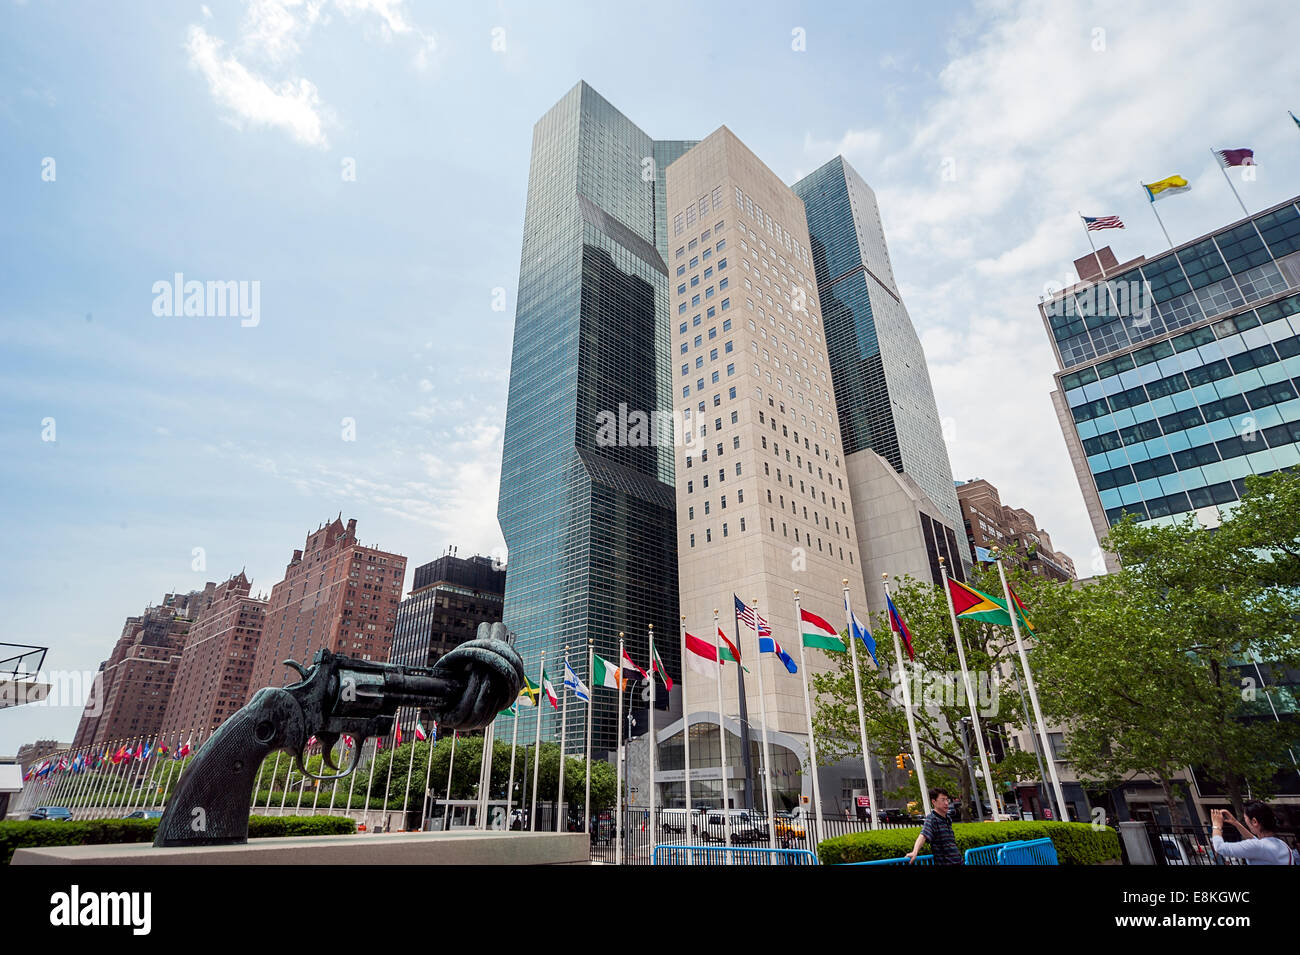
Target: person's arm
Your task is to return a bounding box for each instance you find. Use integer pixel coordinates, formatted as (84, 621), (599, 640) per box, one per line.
(906, 817), (931, 863)
(1211, 834), (1278, 863)
(1220, 810), (1255, 840)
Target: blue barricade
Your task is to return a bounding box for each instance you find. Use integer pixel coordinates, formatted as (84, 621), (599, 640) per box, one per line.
(997, 837), (1058, 865)
(652, 845), (820, 865)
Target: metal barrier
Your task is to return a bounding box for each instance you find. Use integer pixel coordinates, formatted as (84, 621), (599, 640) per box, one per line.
(653, 845), (820, 865)
(997, 837), (1058, 865)
(848, 854), (933, 865)
(964, 840), (1024, 865)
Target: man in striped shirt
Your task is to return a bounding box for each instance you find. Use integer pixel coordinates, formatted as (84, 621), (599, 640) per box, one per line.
(907, 788), (963, 865)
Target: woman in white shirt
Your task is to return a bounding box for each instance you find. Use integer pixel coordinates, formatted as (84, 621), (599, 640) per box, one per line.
(1210, 802), (1297, 865)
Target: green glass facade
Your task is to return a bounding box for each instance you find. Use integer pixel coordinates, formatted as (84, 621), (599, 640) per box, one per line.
(498, 83), (692, 753)
(794, 156), (968, 553)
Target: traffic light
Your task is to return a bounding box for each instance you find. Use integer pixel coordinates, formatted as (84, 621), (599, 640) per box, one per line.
(895, 754), (906, 770)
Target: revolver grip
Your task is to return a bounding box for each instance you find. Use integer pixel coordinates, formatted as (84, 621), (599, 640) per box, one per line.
(154, 687), (307, 847)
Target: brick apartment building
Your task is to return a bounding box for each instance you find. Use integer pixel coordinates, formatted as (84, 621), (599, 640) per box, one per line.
(72, 585), (217, 748)
(247, 517), (406, 693)
(955, 478), (1077, 581)
(160, 571), (267, 741)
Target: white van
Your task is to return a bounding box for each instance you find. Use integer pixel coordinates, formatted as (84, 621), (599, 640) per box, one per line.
(700, 809), (768, 844)
(658, 807), (706, 834)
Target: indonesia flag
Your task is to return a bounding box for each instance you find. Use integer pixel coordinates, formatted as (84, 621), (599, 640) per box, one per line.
(684, 633), (720, 681)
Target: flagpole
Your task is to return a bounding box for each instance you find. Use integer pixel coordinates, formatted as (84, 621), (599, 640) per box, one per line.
(938, 558), (1002, 822)
(750, 598), (778, 849)
(557, 645), (569, 833)
(882, 575), (929, 807)
(530, 649), (544, 832)
(584, 639), (594, 836)
(1211, 147), (1251, 216)
(648, 624), (657, 846)
(419, 726), (436, 831)
(401, 717), (419, 830)
(842, 581), (878, 831)
(1144, 182), (1176, 248)
(712, 609), (733, 850)
(444, 730), (459, 830)
(679, 616), (693, 866)
(733, 601), (756, 811)
(615, 633), (625, 866)
(1079, 213), (1110, 279)
(478, 721), (495, 830)
(793, 590), (825, 849)
(506, 712), (519, 829)
(380, 714), (398, 832)
(992, 548), (1069, 820)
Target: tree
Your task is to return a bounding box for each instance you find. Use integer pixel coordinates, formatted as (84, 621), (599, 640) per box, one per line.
(1014, 470), (1300, 818)
(810, 572), (1035, 820)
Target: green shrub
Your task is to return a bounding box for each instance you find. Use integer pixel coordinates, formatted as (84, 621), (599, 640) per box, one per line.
(817, 821), (1120, 866)
(2, 814), (356, 864)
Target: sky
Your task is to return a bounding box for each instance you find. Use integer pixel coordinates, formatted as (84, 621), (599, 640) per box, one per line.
(3, 0), (1300, 752)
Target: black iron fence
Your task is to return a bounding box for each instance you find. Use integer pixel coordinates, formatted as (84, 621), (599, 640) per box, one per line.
(1134, 822), (1298, 866)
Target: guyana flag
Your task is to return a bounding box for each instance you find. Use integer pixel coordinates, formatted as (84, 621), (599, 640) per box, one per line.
(947, 578), (1035, 632)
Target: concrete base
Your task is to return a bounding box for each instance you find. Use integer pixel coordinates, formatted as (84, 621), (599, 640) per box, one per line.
(10, 830), (589, 865)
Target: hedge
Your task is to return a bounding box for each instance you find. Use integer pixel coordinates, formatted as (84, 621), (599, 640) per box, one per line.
(817, 820), (1121, 866)
(1, 814), (356, 864)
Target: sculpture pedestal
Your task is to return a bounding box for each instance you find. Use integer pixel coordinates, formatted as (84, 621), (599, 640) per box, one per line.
(11, 830), (588, 865)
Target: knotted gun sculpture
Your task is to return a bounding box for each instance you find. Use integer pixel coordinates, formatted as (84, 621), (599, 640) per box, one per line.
(155, 622), (525, 847)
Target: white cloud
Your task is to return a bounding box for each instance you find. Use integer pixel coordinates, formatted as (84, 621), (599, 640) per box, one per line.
(801, 0), (1300, 565)
(186, 25), (328, 148)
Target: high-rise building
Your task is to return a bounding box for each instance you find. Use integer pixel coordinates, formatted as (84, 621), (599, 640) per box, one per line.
(391, 552), (506, 735)
(955, 478), (1077, 581)
(666, 127), (870, 810)
(72, 585), (216, 748)
(497, 82), (693, 753)
(1044, 196), (1300, 564)
(247, 517), (406, 694)
(160, 572), (267, 740)
(794, 156), (970, 611)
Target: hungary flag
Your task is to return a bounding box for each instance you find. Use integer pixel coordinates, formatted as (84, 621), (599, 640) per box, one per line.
(947, 579), (1036, 632)
(592, 654), (623, 690)
(800, 608), (846, 652)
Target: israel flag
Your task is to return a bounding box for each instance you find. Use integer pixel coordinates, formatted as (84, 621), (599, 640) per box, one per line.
(564, 660), (590, 703)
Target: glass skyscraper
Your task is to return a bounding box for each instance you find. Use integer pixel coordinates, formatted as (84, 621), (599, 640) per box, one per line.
(497, 82), (693, 753)
(794, 156), (970, 577)
(1045, 196), (1300, 548)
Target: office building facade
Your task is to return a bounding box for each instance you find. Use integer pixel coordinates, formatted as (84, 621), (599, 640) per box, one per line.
(794, 156), (969, 611)
(1044, 196), (1300, 552)
(956, 478), (1077, 581)
(666, 127), (870, 811)
(391, 553), (506, 735)
(497, 82), (692, 754)
(247, 517), (406, 694)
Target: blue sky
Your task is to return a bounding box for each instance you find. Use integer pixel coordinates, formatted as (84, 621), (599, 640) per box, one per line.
(3, 0), (1299, 751)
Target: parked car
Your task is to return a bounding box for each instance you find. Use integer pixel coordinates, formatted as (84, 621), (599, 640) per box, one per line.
(774, 811), (806, 840)
(124, 810), (163, 819)
(877, 809), (916, 825)
(29, 806), (73, 821)
(700, 809), (767, 844)
(659, 807), (706, 834)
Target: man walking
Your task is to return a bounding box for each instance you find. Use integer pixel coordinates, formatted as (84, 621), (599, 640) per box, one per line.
(906, 788), (963, 865)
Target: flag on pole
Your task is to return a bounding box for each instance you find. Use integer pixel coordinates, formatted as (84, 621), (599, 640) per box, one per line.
(415, 721), (428, 741)
(176, 739), (192, 759)
(564, 660), (591, 703)
(1082, 215), (1124, 231)
(800, 608), (846, 652)
(517, 675), (539, 707)
(621, 649), (649, 682)
(1214, 147), (1255, 168)
(1291, 110), (1300, 131)
(758, 636), (798, 674)
(734, 595), (771, 635)
(886, 594), (915, 661)
(685, 632), (720, 680)
(1143, 174), (1190, 202)
(591, 654), (624, 690)
(651, 643), (674, 691)
(394, 721), (403, 745)
(845, 595), (878, 666)
(947, 577), (1037, 632)
(717, 627), (741, 664)
(542, 668), (559, 709)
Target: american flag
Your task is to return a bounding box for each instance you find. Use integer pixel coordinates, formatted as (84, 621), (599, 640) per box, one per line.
(1083, 215), (1124, 231)
(734, 595), (771, 636)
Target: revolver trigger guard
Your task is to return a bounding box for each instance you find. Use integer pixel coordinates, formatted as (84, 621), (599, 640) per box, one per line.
(319, 732), (342, 771)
